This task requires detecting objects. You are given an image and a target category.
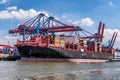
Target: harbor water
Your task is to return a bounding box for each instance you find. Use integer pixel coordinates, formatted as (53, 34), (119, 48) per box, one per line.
(0, 61), (120, 80)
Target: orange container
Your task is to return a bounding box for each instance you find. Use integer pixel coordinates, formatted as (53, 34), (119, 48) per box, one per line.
(54, 38), (60, 47)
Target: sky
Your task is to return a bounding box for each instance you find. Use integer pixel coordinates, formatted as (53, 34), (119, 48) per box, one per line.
(0, 0), (120, 48)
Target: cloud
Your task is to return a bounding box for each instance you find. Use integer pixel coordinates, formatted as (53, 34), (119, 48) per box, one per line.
(73, 18), (94, 27)
(0, 0), (7, 4)
(6, 6), (17, 11)
(109, 1), (114, 7)
(0, 8), (50, 20)
(62, 14), (66, 18)
(0, 30), (18, 46)
(0, 36), (18, 45)
(104, 29), (119, 40)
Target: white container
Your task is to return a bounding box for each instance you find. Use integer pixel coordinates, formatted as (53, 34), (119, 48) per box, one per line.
(61, 36), (78, 44)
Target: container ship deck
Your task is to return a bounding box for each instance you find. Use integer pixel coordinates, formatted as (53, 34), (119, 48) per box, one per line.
(16, 34), (114, 60)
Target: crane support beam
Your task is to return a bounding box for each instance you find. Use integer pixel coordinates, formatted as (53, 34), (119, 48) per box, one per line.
(100, 23), (105, 42)
(110, 32), (118, 48)
(110, 32), (115, 46)
(97, 21), (104, 43)
(98, 22), (102, 36)
(9, 26), (83, 34)
(81, 36), (103, 39)
(0, 44), (15, 49)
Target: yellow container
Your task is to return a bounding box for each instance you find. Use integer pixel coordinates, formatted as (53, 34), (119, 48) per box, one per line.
(55, 38), (60, 41)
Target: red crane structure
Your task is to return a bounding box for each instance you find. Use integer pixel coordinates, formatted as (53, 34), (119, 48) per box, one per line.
(0, 44), (15, 49)
(109, 32), (118, 49)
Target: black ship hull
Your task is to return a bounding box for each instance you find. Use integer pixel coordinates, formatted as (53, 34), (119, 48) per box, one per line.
(17, 46), (114, 59)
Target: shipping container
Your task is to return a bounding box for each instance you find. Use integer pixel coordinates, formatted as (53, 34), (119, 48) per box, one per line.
(54, 34), (60, 38)
(97, 43), (102, 52)
(60, 40), (65, 48)
(54, 38), (60, 47)
(79, 39), (87, 48)
(94, 42), (98, 52)
(61, 36), (78, 44)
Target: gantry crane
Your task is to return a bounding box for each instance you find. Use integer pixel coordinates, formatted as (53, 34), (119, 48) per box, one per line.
(9, 13), (104, 44)
(109, 32), (118, 49)
(9, 13), (83, 40)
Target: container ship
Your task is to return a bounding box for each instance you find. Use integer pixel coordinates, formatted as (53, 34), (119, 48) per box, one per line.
(9, 13), (117, 61)
(16, 34), (114, 59)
